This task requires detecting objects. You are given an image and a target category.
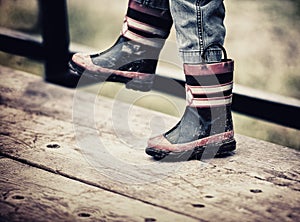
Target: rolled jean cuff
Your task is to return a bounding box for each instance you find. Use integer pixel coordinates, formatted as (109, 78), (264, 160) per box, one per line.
(180, 49), (223, 64)
(134, 0), (170, 10)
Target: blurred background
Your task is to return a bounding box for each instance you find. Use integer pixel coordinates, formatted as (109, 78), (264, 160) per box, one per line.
(0, 0), (299, 149)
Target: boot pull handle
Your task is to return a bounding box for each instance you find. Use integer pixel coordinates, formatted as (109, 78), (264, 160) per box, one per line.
(201, 43), (228, 61)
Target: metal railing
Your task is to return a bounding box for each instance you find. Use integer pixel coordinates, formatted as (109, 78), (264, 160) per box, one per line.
(0, 0), (299, 130)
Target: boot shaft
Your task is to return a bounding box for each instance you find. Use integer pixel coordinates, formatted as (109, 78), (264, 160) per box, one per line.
(184, 60), (234, 107)
(183, 59), (234, 136)
(122, 0), (173, 48)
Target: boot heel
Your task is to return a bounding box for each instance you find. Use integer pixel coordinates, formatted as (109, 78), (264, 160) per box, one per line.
(126, 75), (155, 92)
(217, 139), (236, 154)
(191, 139), (236, 160)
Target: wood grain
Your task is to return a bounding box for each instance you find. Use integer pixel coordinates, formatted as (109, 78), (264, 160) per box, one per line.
(0, 66), (299, 221)
(0, 158), (196, 222)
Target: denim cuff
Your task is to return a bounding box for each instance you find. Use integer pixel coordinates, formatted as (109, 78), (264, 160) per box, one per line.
(134, 0), (170, 10)
(179, 49), (223, 64)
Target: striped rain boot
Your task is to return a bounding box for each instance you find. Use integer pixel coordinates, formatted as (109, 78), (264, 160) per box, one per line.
(69, 0), (172, 91)
(146, 45), (236, 161)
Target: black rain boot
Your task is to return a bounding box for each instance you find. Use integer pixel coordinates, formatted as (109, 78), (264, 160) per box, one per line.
(146, 45), (236, 161)
(69, 0), (172, 91)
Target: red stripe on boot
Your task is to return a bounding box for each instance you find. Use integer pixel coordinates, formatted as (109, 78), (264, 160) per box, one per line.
(184, 60), (234, 76)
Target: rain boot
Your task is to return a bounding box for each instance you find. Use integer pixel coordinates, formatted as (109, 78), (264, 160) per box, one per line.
(69, 0), (172, 91)
(146, 44), (236, 160)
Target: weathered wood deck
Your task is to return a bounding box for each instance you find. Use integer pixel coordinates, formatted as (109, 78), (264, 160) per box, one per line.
(0, 65), (299, 222)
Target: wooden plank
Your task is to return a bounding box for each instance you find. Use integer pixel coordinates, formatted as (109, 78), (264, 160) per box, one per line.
(1, 107), (300, 222)
(0, 66), (300, 221)
(0, 157), (196, 222)
(0, 65), (75, 122)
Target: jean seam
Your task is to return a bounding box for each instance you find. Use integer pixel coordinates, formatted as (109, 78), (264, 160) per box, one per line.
(196, 0), (204, 57)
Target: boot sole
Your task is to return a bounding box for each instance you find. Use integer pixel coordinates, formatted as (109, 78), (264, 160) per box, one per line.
(69, 61), (155, 92)
(145, 139), (236, 161)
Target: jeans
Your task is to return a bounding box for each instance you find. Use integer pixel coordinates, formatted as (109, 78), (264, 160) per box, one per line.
(134, 0), (226, 63)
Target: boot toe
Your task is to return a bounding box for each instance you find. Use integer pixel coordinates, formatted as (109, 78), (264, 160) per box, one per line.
(72, 53), (93, 69)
